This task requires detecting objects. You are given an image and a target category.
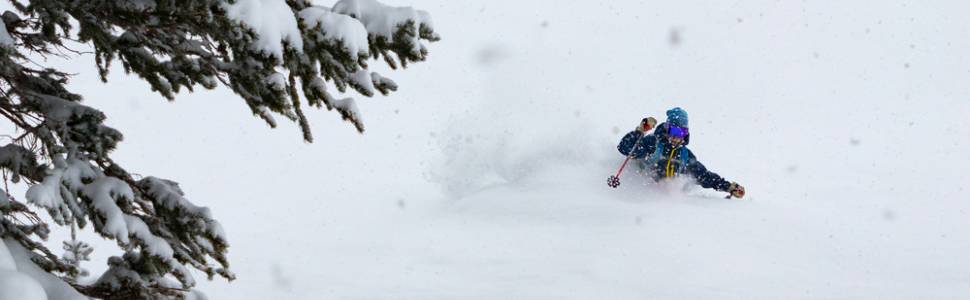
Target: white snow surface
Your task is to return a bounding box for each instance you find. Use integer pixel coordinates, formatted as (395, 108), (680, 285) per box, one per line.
(0, 270), (47, 300)
(0, 239), (87, 300)
(0, 239), (14, 271)
(198, 1), (970, 298)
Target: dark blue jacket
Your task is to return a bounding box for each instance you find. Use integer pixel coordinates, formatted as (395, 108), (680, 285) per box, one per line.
(617, 129), (732, 191)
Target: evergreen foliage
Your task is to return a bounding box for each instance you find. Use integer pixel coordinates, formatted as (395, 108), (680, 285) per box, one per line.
(0, 0), (437, 298)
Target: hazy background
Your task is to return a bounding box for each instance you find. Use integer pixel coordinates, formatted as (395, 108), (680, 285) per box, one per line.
(4, 0), (970, 299)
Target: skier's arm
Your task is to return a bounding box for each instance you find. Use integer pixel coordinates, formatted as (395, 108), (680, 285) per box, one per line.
(686, 156), (732, 192)
(617, 131), (640, 156)
(617, 132), (655, 159)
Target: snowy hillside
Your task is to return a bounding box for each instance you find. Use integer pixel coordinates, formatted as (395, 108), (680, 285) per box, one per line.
(169, 1), (970, 297)
(3, 0), (970, 299)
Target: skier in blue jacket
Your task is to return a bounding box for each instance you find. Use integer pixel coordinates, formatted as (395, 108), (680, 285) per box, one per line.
(617, 107), (745, 198)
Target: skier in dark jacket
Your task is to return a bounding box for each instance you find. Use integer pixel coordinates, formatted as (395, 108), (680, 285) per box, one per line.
(617, 107), (745, 198)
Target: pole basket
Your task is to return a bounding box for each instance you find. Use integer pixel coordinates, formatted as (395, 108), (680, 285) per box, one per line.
(607, 175), (621, 188)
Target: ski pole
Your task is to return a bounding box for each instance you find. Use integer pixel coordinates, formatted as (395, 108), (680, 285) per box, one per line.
(607, 155), (634, 188)
(608, 117), (655, 188)
(607, 141), (640, 188)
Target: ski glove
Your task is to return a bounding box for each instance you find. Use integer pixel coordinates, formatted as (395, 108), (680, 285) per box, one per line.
(637, 117), (658, 133)
(728, 182), (745, 198)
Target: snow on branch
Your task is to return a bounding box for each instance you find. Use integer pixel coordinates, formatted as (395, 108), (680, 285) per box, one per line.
(0, 144), (46, 183)
(19, 157), (231, 293)
(220, 0), (437, 138)
(333, 0), (437, 46)
(224, 0), (304, 63)
(0, 0), (436, 297)
(298, 6), (370, 61)
(333, 0), (439, 67)
(79, 177), (135, 244)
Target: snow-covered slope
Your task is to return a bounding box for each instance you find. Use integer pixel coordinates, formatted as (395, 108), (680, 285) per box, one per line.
(0, 239), (90, 300)
(1, 0), (968, 299)
(195, 1), (970, 298)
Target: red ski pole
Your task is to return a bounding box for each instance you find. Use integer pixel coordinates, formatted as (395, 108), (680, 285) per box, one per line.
(608, 117), (655, 188)
(607, 144), (640, 188)
(607, 155), (634, 188)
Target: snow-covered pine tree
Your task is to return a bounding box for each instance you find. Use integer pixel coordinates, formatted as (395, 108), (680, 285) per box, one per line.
(0, 0), (438, 298)
(61, 221), (93, 283)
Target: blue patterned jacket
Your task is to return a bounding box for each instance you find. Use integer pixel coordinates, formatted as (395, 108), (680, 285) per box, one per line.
(617, 126), (731, 191)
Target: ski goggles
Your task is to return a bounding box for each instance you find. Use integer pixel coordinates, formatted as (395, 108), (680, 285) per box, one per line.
(668, 125), (688, 138)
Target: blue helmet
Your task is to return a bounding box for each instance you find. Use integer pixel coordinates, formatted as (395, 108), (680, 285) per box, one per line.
(666, 107), (688, 128)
